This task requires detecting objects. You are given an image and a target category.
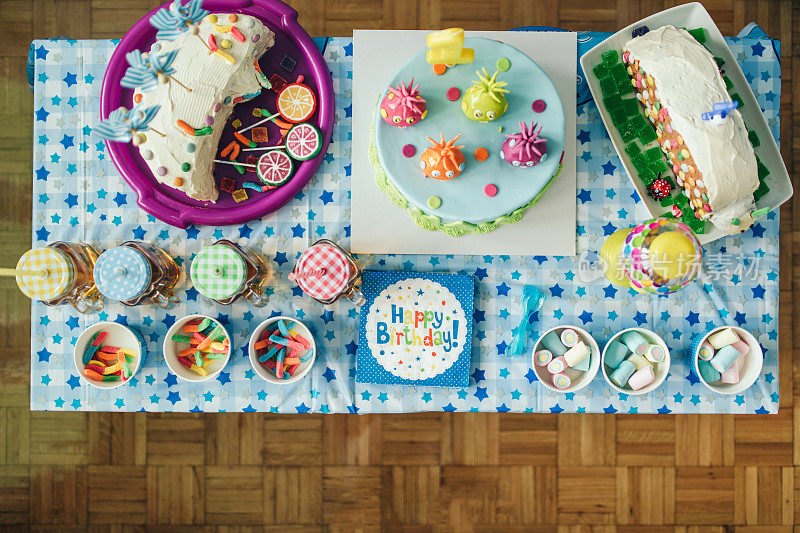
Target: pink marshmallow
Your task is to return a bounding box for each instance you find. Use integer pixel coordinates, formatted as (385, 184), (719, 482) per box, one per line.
(731, 340), (750, 357)
(628, 366), (655, 391)
(719, 356), (743, 384)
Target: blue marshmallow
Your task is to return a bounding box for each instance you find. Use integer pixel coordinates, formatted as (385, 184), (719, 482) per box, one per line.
(541, 330), (567, 357)
(604, 340), (629, 369)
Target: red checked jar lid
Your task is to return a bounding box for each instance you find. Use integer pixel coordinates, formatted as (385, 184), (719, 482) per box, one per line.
(290, 242), (350, 301)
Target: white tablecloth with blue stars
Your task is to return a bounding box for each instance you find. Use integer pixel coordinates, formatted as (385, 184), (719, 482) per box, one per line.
(30, 33), (781, 414)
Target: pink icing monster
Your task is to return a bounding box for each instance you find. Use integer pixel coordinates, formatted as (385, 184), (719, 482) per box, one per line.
(379, 78), (427, 128)
(499, 121), (548, 167)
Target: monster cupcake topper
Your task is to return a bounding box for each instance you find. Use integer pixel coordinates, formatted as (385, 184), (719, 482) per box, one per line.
(419, 133), (466, 180)
(500, 121), (548, 167)
(461, 68), (509, 122)
(380, 78), (427, 127)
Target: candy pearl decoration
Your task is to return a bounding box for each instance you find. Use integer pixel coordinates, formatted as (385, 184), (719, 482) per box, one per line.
(156, 166), (167, 176)
(244, 18), (255, 28)
(221, 39), (231, 49)
(204, 115), (214, 126)
(252, 34), (260, 43)
(142, 150), (153, 160)
(186, 143), (196, 153)
(213, 103), (222, 112)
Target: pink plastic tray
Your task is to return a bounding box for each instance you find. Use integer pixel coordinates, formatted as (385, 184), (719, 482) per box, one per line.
(100, 0), (334, 228)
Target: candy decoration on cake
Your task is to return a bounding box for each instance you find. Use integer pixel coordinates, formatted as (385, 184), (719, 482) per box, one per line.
(379, 78), (427, 128)
(95, 104), (164, 145)
(121, 46), (191, 93)
(649, 177), (672, 200)
(256, 150), (294, 186)
(150, 0), (209, 41)
(461, 68), (509, 122)
(285, 123), (322, 161)
(419, 133), (466, 180)
(500, 121), (548, 167)
(624, 25), (761, 233)
(426, 28), (474, 65)
(276, 79), (317, 123)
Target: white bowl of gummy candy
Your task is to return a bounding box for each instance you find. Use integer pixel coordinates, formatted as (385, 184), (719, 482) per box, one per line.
(532, 325), (600, 393)
(693, 326), (763, 395)
(602, 327), (670, 395)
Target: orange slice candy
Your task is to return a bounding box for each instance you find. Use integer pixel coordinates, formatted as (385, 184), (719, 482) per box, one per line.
(276, 83), (317, 123)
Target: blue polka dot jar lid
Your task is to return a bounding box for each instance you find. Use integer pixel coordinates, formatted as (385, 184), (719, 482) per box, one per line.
(93, 246), (152, 302)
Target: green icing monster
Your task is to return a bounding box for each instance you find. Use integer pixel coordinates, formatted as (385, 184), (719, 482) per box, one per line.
(461, 68), (509, 122)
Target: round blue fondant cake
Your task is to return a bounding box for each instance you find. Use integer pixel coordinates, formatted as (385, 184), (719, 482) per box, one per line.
(370, 36), (566, 236)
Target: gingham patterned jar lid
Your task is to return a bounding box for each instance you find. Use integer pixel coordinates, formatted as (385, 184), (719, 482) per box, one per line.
(294, 242), (350, 301)
(16, 247), (73, 301)
(93, 246), (151, 302)
(190, 244), (246, 301)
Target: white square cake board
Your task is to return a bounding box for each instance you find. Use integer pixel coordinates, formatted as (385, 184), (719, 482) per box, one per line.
(351, 30), (577, 256)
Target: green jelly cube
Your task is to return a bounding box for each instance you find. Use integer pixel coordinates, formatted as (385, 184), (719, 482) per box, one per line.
(644, 147), (662, 162)
(723, 76), (734, 91)
(713, 56), (725, 67)
(628, 114), (648, 131)
(602, 49), (619, 65)
(611, 63), (628, 83)
(691, 219), (706, 234)
(617, 80), (635, 95)
(609, 106), (627, 126)
(603, 94), (623, 111)
(623, 98), (640, 117)
(660, 196), (675, 207)
(593, 63), (609, 79)
(674, 192), (690, 210)
(753, 181), (771, 202)
(650, 159), (669, 174)
(639, 168), (656, 186)
(631, 154), (648, 172)
(748, 129), (760, 147)
(620, 120), (639, 143)
(659, 173), (675, 187)
(638, 125), (657, 144)
(624, 142), (641, 157)
(757, 157), (770, 179)
(688, 28), (707, 44)
(730, 93), (744, 109)
(599, 76), (618, 96)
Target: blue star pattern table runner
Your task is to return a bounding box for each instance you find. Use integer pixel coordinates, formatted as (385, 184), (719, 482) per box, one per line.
(30, 34), (780, 413)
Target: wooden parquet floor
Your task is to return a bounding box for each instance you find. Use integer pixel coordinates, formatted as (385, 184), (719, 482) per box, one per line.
(0, 0), (798, 530)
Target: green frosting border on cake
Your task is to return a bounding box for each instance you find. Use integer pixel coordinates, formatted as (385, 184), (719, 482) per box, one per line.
(368, 119), (564, 237)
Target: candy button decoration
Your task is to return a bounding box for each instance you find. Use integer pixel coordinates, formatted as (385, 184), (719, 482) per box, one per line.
(293, 243), (350, 302)
(15, 247), (73, 301)
(93, 246), (151, 302)
(190, 245), (247, 301)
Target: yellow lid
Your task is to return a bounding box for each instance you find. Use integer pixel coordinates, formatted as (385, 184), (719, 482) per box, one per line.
(16, 247), (73, 301)
(649, 231), (697, 280)
(600, 228), (632, 288)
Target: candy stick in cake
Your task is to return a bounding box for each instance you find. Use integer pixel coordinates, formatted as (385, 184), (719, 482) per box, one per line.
(121, 47), (192, 93)
(95, 104), (165, 144)
(240, 146), (285, 152)
(237, 113), (281, 134)
(212, 160), (256, 169)
(150, 0), (209, 40)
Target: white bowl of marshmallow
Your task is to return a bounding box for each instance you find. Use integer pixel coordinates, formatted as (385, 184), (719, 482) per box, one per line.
(532, 325), (601, 393)
(693, 326), (763, 394)
(601, 327), (671, 395)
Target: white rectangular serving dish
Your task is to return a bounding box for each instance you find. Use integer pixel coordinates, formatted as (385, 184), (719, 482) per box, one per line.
(579, 2), (792, 244)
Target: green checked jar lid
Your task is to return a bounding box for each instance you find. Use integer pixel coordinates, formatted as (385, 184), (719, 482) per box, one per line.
(190, 244), (247, 301)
